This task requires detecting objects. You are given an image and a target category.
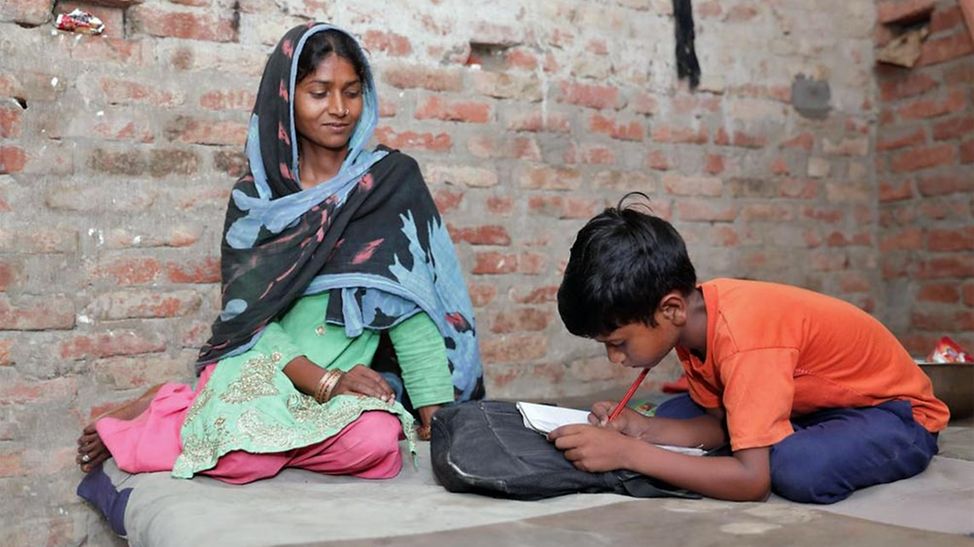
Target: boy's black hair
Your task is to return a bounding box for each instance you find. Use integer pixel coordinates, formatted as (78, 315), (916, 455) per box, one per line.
(558, 192), (697, 337)
(296, 29), (368, 84)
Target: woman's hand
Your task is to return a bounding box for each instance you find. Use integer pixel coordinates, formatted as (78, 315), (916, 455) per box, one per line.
(332, 364), (395, 403)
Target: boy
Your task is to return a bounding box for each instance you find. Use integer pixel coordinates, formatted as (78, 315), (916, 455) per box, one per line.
(549, 195), (949, 504)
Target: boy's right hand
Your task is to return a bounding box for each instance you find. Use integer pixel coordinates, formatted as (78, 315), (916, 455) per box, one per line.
(588, 401), (644, 437)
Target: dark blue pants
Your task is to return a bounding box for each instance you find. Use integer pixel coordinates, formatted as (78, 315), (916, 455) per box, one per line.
(655, 394), (940, 504)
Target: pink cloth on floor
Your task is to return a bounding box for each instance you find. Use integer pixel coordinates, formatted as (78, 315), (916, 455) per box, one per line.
(96, 365), (403, 483)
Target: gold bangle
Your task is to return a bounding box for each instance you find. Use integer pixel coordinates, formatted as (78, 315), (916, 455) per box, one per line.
(314, 370), (335, 403)
(322, 370), (343, 402)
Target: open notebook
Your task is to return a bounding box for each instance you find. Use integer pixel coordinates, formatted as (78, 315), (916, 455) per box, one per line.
(516, 401), (706, 457)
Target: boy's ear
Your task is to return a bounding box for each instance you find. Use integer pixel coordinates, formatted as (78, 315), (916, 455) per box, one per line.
(658, 291), (688, 326)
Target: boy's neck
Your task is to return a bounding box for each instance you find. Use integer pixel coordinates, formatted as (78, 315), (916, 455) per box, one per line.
(680, 287), (708, 359)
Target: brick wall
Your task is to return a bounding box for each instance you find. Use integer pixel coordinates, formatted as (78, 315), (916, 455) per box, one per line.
(875, 0), (974, 355)
(0, 0), (961, 543)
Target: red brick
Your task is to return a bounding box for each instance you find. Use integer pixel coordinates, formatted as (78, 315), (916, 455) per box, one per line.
(472, 252), (517, 274)
(528, 195), (602, 219)
(180, 320), (211, 348)
(963, 283), (974, 307)
(878, 72), (937, 101)
(0, 105), (22, 138)
(150, 149), (199, 177)
(467, 282), (497, 307)
(505, 111), (571, 133)
(448, 224), (511, 246)
(59, 330), (166, 360)
(199, 89), (256, 111)
(917, 282), (960, 303)
(375, 126), (452, 152)
(876, 127), (927, 150)
(725, 4), (759, 22)
(927, 227), (974, 251)
(415, 96), (492, 123)
(945, 61), (974, 85)
(889, 144), (956, 172)
(651, 125), (707, 144)
(129, 4), (238, 42)
(480, 334), (548, 364)
(911, 310), (974, 332)
(839, 272), (872, 293)
(781, 132), (814, 151)
(963, 140), (974, 163)
(0, 377), (76, 406)
(487, 195), (514, 215)
(100, 77), (182, 107)
(0, 295), (75, 330)
(879, 180), (914, 202)
(879, 227), (924, 251)
(166, 257), (220, 283)
(510, 285), (559, 304)
(557, 81), (621, 110)
(166, 116), (247, 146)
(518, 252), (547, 275)
(577, 145), (616, 165)
(363, 30), (412, 56)
(930, 5), (964, 32)
(381, 64), (462, 92)
(589, 114), (645, 141)
(740, 204), (795, 222)
(630, 91), (658, 116)
(92, 257), (161, 285)
(89, 289), (203, 320)
(917, 174), (974, 196)
(731, 130), (768, 149)
(490, 307), (551, 333)
(770, 156), (790, 175)
(91, 352), (194, 389)
(646, 150), (672, 171)
(505, 49), (539, 70)
(932, 116), (974, 141)
(67, 37), (145, 65)
(0, 0), (52, 25)
(877, 0), (936, 24)
(916, 255), (974, 278)
(918, 32), (974, 66)
(0, 146), (26, 174)
(433, 188), (463, 214)
(676, 201), (737, 222)
(897, 89), (967, 120)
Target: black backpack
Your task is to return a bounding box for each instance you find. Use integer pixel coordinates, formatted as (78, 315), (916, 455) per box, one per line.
(430, 400), (702, 501)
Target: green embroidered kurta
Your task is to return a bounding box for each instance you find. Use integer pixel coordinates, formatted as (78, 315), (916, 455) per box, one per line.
(173, 292), (454, 478)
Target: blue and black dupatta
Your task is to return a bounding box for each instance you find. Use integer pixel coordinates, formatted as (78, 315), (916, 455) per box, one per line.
(197, 23), (484, 401)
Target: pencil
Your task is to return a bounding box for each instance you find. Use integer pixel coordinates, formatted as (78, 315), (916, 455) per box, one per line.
(607, 368), (650, 421)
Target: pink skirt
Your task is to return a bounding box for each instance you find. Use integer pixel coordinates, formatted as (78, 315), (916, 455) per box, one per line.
(96, 365), (403, 484)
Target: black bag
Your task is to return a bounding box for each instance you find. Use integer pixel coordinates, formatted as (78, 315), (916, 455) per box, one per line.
(430, 400), (702, 501)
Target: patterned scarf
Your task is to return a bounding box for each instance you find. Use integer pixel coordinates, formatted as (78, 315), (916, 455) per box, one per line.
(197, 23), (484, 401)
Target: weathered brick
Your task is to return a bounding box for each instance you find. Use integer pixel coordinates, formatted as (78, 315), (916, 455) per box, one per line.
(214, 149), (248, 177)
(878, 180), (914, 202)
(918, 32), (974, 66)
(504, 110), (572, 133)
(487, 195), (514, 215)
(527, 195), (603, 219)
(557, 81), (622, 110)
(467, 135), (541, 160)
(59, 330), (166, 360)
(381, 64), (463, 91)
(676, 201), (738, 222)
(91, 256), (161, 285)
(362, 29), (412, 57)
(898, 89), (967, 120)
(448, 224), (511, 246)
(917, 282), (960, 303)
(589, 113), (644, 141)
(0, 377), (76, 406)
(0, 103), (23, 138)
(166, 257), (220, 284)
(932, 116), (974, 141)
(916, 256), (974, 279)
(962, 140), (974, 163)
(0, 0), (52, 25)
(879, 227), (924, 251)
(466, 282), (497, 307)
(822, 136), (869, 156)
(375, 126), (452, 152)
(479, 334), (548, 364)
(166, 116), (247, 146)
(592, 169), (655, 193)
(646, 150), (672, 171)
(889, 144), (956, 172)
(471, 71), (542, 101)
(876, 127), (927, 150)
(651, 125), (707, 144)
(99, 77), (183, 107)
(879, 72), (937, 101)
(877, 0), (936, 24)
(88, 148), (147, 176)
(129, 4), (238, 42)
(415, 96), (492, 123)
(518, 165), (582, 190)
(927, 227), (974, 252)
(663, 175), (722, 197)
(199, 89), (256, 111)
(90, 352), (195, 389)
(0, 295), (75, 330)
(426, 164), (498, 187)
(490, 307), (552, 333)
(87, 289), (203, 320)
(150, 148), (200, 177)
(0, 146), (26, 174)
(780, 132), (814, 151)
(917, 174), (974, 196)
(510, 285), (559, 304)
(472, 252), (517, 274)
(432, 188), (463, 214)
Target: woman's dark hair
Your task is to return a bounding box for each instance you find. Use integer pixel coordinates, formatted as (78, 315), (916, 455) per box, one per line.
(295, 29), (368, 84)
(557, 192), (697, 338)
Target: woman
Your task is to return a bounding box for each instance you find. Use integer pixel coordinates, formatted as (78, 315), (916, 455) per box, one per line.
(76, 23), (484, 483)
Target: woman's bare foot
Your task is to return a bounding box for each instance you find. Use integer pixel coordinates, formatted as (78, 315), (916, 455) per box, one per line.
(77, 384), (163, 473)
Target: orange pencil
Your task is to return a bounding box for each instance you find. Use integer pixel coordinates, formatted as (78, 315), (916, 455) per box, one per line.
(607, 368), (650, 421)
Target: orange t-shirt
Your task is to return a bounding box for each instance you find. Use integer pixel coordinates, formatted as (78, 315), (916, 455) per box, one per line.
(675, 278), (949, 452)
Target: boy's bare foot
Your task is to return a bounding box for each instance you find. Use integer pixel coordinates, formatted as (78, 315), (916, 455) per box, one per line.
(77, 384), (163, 473)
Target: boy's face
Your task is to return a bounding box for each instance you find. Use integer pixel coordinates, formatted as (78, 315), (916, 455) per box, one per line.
(594, 315), (681, 370)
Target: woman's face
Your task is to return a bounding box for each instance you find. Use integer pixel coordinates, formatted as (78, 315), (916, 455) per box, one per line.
(294, 53), (364, 153)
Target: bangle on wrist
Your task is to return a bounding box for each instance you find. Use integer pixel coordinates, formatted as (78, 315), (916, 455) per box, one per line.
(314, 370), (343, 403)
